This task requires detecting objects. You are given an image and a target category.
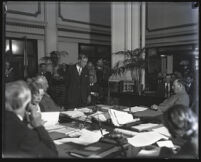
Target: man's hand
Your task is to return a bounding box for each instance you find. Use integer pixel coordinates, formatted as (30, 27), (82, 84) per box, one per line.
(150, 104), (158, 111)
(29, 106), (44, 128)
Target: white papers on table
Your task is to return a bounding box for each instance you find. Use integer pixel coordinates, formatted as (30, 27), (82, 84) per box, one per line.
(77, 107), (93, 114)
(123, 106), (148, 113)
(89, 111), (109, 122)
(152, 126), (171, 138)
(49, 126), (79, 135)
(131, 123), (161, 132)
(108, 109), (134, 126)
(127, 131), (169, 147)
(156, 140), (175, 148)
(54, 129), (108, 146)
(46, 124), (66, 132)
(41, 112), (60, 128)
(61, 110), (86, 118)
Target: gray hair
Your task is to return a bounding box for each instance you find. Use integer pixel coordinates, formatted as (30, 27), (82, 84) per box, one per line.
(5, 81), (31, 111)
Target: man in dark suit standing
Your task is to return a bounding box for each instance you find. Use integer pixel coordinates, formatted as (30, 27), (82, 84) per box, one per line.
(3, 81), (58, 158)
(64, 54), (90, 109)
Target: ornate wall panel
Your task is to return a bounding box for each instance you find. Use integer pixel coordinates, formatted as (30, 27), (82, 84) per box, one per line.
(57, 1), (111, 44)
(6, 1), (44, 23)
(145, 2), (199, 47)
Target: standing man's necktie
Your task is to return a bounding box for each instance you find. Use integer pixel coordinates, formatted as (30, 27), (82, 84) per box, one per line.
(79, 67), (82, 75)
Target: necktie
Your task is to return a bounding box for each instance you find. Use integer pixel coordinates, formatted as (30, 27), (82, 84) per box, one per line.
(78, 67), (82, 75)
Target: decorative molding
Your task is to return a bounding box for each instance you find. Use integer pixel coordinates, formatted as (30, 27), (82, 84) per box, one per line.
(6, 21), (45, 29)
(58, 2), (110, 29)
(58, 35), (111, 43)
(58, 27), (111, 37)
(146, 39), (198, 46)
(7, 2), (41, 17)
(146, 32), (197, 40)
(146, 3), (197, 32)
(6, 31), (45, 37)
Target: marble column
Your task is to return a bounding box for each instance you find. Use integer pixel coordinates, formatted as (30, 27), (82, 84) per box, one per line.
(44, 2), (58, 55)
(111, 2), (146, 89)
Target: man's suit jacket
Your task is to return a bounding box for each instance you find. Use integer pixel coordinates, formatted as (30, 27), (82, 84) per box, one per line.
(65, 64), (90, 109)
(3, 111), (58, 158)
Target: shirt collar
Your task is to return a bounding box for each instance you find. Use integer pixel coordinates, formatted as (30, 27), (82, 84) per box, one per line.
(76, 64), (81, 69)
(17, 114), (23, 121)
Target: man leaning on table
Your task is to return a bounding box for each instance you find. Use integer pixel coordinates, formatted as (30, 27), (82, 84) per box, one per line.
(150, 79), (189, 112)
(3, 81), (58, 158)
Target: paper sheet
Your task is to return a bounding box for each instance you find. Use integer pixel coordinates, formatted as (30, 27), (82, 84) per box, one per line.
(156, 140), (175, 148)
(123, 106), (148, 113)
(152, 126), (171, 138)
(46, 124), (66, 132)
(49, 126), (79, 134)
(127, 131), (169, 147)
(89, 111), (109, 122)
(108, 109), (134, 126)
(54, 129), (108, 146)
(114, 128), (139, 137)
(131, 123), (161, 132)
(41, 112), (60, 128)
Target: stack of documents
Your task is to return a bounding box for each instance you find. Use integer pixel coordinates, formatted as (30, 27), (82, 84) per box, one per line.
(108, 109), (135, 127)
(49, 126), (82, 140)
(89, 111), (109, 122)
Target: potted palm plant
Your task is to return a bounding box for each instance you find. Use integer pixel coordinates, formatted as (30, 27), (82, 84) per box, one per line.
(112, 47), (146, 95)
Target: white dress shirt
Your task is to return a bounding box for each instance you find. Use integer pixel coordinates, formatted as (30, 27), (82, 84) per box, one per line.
(76, 64), (82, 75)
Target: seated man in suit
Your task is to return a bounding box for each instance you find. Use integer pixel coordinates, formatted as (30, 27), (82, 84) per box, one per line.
(150, 79), (189, 113)
(33, 75), (61, 112)
(3, 80), (58, 158)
